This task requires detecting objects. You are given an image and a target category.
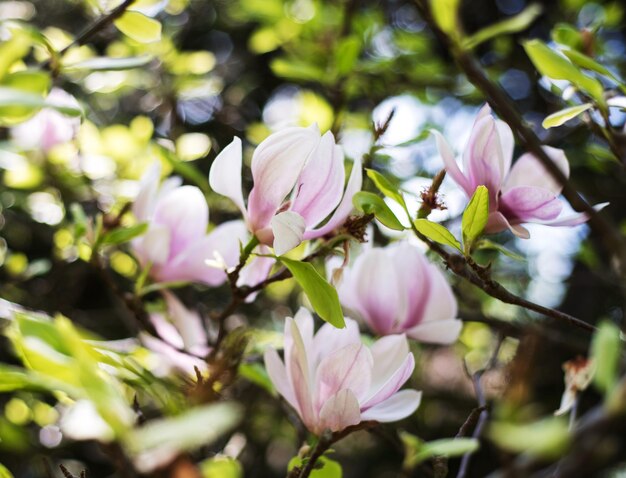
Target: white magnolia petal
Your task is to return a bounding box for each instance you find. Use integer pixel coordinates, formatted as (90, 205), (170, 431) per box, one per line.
(361, 389), (422, 422)
(209, 137), (247, 219)
(271, 211), (306, 255)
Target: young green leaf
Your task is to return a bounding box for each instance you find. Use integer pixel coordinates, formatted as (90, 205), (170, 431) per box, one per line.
(590, 321), (622, 394)
(523, 39), (604, 103)
(488, 418), (570, 459)
(200, 456), (243, 478)
(366, 169), (406, 208)
(0, 463), (14, 478)
(463, 3), (542, 49)
(411, 438), (479, 466)
(413, 219), (462, 251)
(101, 223), (148, 246)
(114, 11), (162, 43)
(279, 258), (345, 328)
(542, 103), (592, 128)
(353, 191), (405, 231)
(334, 35), (361, 77)
(288, 455), (342, 478)
(431, 0), (461, 38)
(63, 55), (154, 72)
(461, 185), (489, 253)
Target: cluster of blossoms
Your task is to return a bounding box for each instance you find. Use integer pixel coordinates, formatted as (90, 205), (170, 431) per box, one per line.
(14, 96), (598, 438)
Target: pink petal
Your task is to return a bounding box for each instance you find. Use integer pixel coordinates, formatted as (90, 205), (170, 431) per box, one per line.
(495, 119), (514, 175)
(432, 130), (472, 196)
(360, 389), (422, 422)
(407, 319), (463, 344)
(286, 316), (316, 431)
(141, 333), (207, 375)
(163, 291), (208, 353)
(463, 115), (506, 204)
(388, 243), (431, 329)
(271, 211), (306, 255)
(419, 262), (458, 325)
(317, 389), (361, 434)
(304, 154), (363, 239)
(312, 318), (361, 364)
(133, 162), (161, 221)
(351, 249), (403, 335)
(149, 312), (184, 349)
(264, 348), (298, 411)
(503, 147), (569, 195)
(314, 343), (373, 408)
(158, 220), (247, 285)
(135, 225), (171, 266)
(209, 137), (248, 219)
(291, 132), (345, 227)
(362, 349), (414, 409)
(248, 125), (321, 232)
(500, 186), (563, 221)
(153, 186), (208, 258)
(537, 202), (609, 227)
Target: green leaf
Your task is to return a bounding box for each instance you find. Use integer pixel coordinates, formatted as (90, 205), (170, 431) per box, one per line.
(0, 87), (82, 124)
(279, 258), (345, 329)
(431, 0), (461, 38)
(474, 239), (525, 262)
(461, 185), (489, 253)
(126, 403), (242, 461)
(0, 463), (14, 478)
(366, 169), (406, 208)
(488, 418), (570, 459)
(0, 32), (31, 81)
(561, 48), (626, 94)
(551, 23), (583, 49)
(288, 456), (342, 478)
(270, 58), (327, 83)
(334, 36), (361, 77)
(70, 203), (88, 239)
(523, 39), (604, 103)
(63, 55), (154, 72)
(238, 362), (275, 396)
(114, 11), (162, 43)
(590, 321), (622, 394)
(542, 103), (592, 128)
(353, 192), (405, 231)
(403, 436), (480, 467)
(200, 456), (243, 478)
(463, 4), (542, 49)
(101, 223), (148, 246)
(413, 219), (462, 251)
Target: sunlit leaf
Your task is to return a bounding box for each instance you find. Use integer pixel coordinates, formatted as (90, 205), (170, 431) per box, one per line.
(489, 418), (570, 459)
(288, 455), (342, 478)
(463, 4), (542, 49)
(413, 219), (462, 251)
(523, 39), (604, 103)
(63, 55), (154, 71)
(353, 192), (405, 231)
(114, 11), (162, 43)
(279, 258), (345, 329)
(542, 103), (592, 128)
(334, 36), (361, 77)
(366, 169), (406, 208)
(461, 185), (489, 253)
(101, 223), (148, 246)
(200, 456), (243, 478)
(590, 321), (622, 394)
(474, 239), (525, 261)
(431, 0), (461, 38)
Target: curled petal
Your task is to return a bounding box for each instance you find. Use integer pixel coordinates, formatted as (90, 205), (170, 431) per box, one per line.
(432, 129), (472, 196)
(248, 125), (321, 231)
(264, 348), (298, 411)
(133, 162), (161, 221)
(163, 291), (208, 353)
(362, 350), (414, 409)
(286, 317), (316, 431)
(304, 154), (363, 239)
(361, 389), (422, 422)
(291, 132), (345, 227)
(271, 211), (306, 255)
(407, 319), (463, 344)
(537, 202), (609, 227)
(503, 147), (569, 195)
(209, 137), (248, 219)
(485, 211), (530, 238)
(500, 186), (563, 222)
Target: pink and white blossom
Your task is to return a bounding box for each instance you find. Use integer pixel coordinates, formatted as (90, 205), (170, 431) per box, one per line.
(264, 308), (421, 435)
(435, 104), (605, 238)
(11, 88), (81, 152)
(142, 291), (210, 374)
(209, 124), (362, 255)
(132, 162), (273, 286)
(336, 242), (461, 344)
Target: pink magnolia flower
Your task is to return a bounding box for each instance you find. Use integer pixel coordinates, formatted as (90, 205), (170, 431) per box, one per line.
(209, 124), (362, 255)
(336, 242), (461, 344)
(264, 308), (421, 435)
(11, 88), (81, 152)
(142, 291), (210, 374)
(132, 162), (273, 286)
(435, 104), (603, 238)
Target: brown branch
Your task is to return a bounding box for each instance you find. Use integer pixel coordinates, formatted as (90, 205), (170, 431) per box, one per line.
(413, 0), (626, 275)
